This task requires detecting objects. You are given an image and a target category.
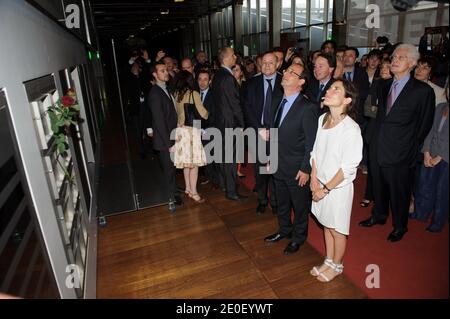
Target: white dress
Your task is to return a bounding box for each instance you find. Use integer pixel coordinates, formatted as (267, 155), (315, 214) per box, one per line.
(310, 114), (363, 235)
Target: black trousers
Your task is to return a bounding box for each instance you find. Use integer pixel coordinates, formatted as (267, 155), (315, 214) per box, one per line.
(274, 177), (311, 244)
(370, 163), (414, 230)
(255, 162), (277, 207)
(219, 133), (239, 196)
(157, 150), (177, 201)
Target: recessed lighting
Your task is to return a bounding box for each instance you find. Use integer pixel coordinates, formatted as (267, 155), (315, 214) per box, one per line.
(174, 0), (184, 2)
(160, 9), (169, 15)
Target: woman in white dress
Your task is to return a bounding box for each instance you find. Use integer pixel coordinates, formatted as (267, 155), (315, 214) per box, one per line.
(309, 79), (363, 282)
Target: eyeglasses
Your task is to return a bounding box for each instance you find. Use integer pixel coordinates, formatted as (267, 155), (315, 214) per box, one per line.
(283, 68), (303, 78)
(391, 55), (409, 62)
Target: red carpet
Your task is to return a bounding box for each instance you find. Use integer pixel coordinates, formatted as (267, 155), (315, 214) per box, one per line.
(239, 164), (449, 299)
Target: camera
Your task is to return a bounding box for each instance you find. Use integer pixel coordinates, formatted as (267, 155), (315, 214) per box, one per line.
(290, 47), (302, 55)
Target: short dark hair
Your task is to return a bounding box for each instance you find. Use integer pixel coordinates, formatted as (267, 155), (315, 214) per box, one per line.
(367, 49), (383, 60)
(315, 53), (336, 68)
(150, 61), (166, 80)
(198, 69), (211, 80)
(417, 56), (436, 70)
(345, 47), (360, 58)
(321, 40), (337, 52)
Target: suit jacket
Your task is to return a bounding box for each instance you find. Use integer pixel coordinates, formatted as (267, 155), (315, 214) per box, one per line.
(211, 67), (245, 131)
(148, 85), (178, 151)
(306, 77), (334, 116)
(273, 94), (319, 180)
(202, 89), (216, 128)
(243, 73), (283, 130)
(347, 67), (370, 124)
(370, 77), (435, 167)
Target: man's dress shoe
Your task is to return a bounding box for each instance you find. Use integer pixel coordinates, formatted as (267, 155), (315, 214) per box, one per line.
(359, 216), (386, 227)
(284, 242), (301, 255)
(264, 233), (286, 243)
(256, 204), (266, 215)
(387, 228), (407, 242)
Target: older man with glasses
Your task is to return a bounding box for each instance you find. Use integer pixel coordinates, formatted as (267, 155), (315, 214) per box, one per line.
(359, 44), (435, 242)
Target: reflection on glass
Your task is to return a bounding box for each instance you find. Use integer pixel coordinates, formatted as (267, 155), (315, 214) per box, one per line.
(404, 11), (437, 44)
(411, 1), (438, 10)
(227, 6), (233, 36)
(295, 0), (307, 27)
(251, 0), (257, 33)
(260, 0), (267, 32)
(282, 0), (292, 29)
(260, 33), (269, 52)
(328, 0), (333, 22)
(310, 25), (324, 51)
(243, 0), (249, 35)
(311, 0), (325, 24)
(373, 15), (399, 45)
(327, 23), (332, 40)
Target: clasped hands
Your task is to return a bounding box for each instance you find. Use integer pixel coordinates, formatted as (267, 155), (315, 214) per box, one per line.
(310, 175), (327, 202)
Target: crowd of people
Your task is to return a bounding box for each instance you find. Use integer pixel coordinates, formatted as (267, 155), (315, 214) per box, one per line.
(125, 35), (449, 283)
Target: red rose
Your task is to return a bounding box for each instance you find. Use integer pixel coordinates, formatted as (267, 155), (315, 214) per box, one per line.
(61, 96), (75, 107)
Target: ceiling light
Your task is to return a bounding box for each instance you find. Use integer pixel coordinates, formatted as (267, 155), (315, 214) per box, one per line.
(160, 9), (169, 15)
(174, 0), (184, 2)
(140, 27), (146, 30)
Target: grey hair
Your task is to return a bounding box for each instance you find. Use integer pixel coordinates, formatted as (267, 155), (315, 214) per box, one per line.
(394, 44), (420, 65)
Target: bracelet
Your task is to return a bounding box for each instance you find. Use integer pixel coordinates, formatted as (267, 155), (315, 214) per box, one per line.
(323, 184), (331, 192)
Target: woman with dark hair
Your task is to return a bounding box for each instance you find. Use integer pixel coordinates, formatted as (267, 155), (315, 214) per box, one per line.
(309, 79), (363, 282)
(173, 70), (209, 203)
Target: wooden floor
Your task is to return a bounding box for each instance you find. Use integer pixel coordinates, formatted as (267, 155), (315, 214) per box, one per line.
(97, 181), (366, 299)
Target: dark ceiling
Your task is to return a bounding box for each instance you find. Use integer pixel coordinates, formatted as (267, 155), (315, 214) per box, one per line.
(91, 0), (230, 39)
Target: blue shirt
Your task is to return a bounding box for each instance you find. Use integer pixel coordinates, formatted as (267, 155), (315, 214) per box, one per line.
(279, 92), (300, 126)
(261, 75), (276, 125)
(389, 74), (410, 104)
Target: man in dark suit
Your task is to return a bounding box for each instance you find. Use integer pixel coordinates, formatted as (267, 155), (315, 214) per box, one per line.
(243, 51), (283, 215)
(343, 47), (370, 124)
(307, 53), (336, 115)
(197, 69), (219, 187)
(264, 63), (319, 255)
(359, 44), (435, 242)
(148, 62), (183, 212)
(211, 47), (246, 201)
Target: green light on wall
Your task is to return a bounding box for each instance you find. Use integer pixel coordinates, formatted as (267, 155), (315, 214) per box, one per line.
(191, 48), (195, 53)
(252, 43), (256, 49)
(88, 51), (92, 60)
(97, 52), (100, 59)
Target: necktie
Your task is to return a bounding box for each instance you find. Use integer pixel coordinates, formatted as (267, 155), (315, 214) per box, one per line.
(263, 79), (273, 127)
(386, 81), (398, 115)
(317, 83), (325, 102)
(273, 98), (288, 128)
(346, 72), (352, 81)
(201, 92), (204, 103)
